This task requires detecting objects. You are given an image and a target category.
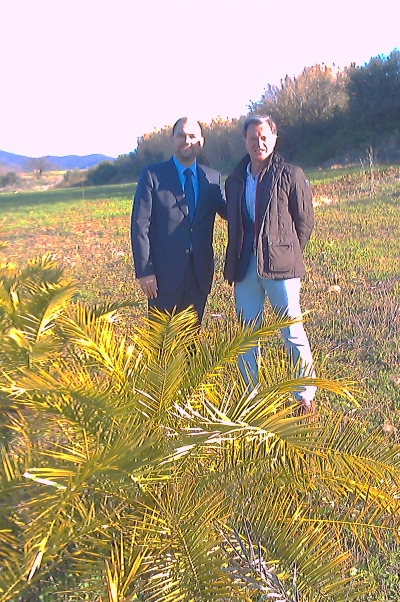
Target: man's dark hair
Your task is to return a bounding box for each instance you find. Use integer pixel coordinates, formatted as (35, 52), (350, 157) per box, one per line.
(242, 114), (278, 137)
(171, 117), (203, 136)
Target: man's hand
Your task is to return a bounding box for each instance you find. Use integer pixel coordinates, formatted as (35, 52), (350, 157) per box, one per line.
(139, 275), (158, 299)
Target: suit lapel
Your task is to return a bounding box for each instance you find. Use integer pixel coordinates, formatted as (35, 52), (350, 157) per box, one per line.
(164, 158), (190, 220)
(193, 166), (209, 223)
(163, 160), (211, 223)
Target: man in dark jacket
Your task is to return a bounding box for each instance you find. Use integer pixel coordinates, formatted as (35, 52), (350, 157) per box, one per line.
(131, 117), (226, 323)
(224, 114), (316, 413)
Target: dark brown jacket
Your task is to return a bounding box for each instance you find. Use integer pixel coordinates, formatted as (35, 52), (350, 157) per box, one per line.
(224, 152), (314, 284)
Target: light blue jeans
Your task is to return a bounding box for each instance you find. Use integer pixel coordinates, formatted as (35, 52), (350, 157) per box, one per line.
(234, 254), (316, 402)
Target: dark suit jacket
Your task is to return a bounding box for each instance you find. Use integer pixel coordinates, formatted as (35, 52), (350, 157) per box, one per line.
(131, 158), (226, 295)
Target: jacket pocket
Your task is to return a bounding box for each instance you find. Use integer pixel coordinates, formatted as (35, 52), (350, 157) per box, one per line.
(267, 242), (294, 272)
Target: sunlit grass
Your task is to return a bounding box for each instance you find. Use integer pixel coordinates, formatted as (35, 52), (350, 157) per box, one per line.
(2, 166), (400, 425)
(0, 181), (136, 207)
(0, 196), (134, 231)
(306, 162), (400, 184)
(306, 165), (363, 183)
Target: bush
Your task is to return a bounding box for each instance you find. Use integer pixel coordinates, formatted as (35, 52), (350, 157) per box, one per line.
(58, 168), (86, 188)
(86, 161), (118, 185)
(0, 171), (22, 189)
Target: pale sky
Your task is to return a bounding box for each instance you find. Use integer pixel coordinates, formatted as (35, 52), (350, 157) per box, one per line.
(1, 0), (399, 158)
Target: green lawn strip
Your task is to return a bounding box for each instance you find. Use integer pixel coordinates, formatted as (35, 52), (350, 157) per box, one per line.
(306, 162), (400, 185)
(0, 182), (136, 205)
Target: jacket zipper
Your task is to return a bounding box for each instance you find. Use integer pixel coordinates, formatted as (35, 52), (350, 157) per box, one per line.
(256, 163), (284, 243)
(230, 174), (245, 257)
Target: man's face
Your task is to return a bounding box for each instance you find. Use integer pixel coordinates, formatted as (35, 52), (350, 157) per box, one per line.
(170, 119), (204, 165)
(244, 121), (277, 165)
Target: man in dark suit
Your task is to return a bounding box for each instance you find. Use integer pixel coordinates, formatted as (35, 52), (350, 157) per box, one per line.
(131, 117), (226, 323)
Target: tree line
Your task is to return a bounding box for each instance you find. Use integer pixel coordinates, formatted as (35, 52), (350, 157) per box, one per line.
(68, 50), (400, 186)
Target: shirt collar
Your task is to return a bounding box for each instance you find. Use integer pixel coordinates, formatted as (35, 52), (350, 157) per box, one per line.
(173, 156), (197, 177)
(246, 162), (258, 180)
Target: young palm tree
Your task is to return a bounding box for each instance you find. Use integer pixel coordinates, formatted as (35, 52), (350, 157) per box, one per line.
(1, 255), (400, 602)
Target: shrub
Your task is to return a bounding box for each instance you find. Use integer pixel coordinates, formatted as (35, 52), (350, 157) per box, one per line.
(86, 161), (118, 185)
(0, 171), (22, 189)
(59, 168), (86, 188)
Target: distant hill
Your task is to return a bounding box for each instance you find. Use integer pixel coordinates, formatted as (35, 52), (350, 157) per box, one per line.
(0, 150), (115, 172)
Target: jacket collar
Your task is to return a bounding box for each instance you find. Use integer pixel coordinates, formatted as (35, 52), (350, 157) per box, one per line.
(193, 165), (209, 223)
(165, 157), (208, 224)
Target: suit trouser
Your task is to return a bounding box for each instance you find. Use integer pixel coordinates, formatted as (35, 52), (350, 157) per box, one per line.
(148, 254), (208, 324)
(234, 254), (316, 402)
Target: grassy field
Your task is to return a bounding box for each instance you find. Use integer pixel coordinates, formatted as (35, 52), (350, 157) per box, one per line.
(2, 164), (400, 409)
(2, 165), (400, 400)
(1, 165), (400, 415)
(1, 164), (400, 598)
(0, 181), (136, 206)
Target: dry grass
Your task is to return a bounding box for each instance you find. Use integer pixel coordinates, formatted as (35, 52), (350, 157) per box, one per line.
(1, 166), (400, 424)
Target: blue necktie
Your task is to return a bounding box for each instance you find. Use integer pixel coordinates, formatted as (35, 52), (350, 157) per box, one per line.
(184, 168), (195, 221)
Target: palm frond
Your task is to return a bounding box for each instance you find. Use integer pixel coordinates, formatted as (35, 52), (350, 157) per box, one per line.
(2, 259), (400, 602)
(226, 490), (372, 601)
(139, 479), (236, 602)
